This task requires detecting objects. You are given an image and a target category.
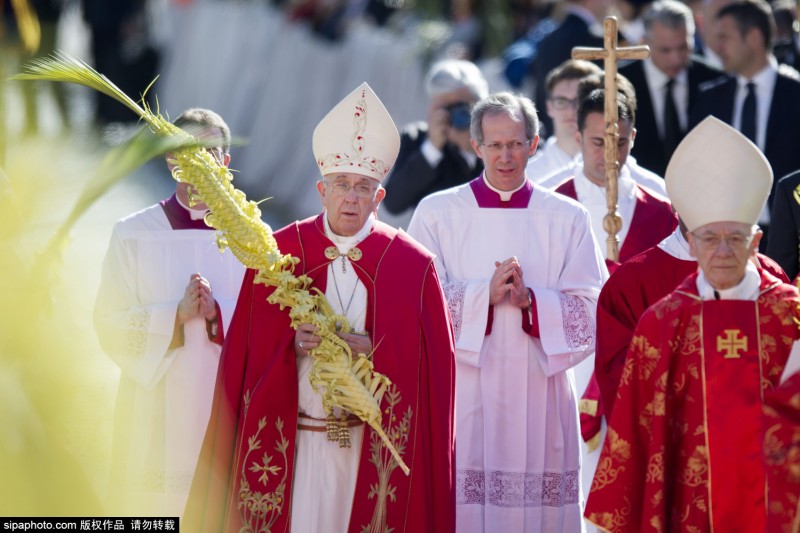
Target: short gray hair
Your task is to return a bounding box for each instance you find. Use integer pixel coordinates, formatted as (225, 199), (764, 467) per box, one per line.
(643, 0), (696, 39)
(470, 92), (539, 145)
(425, 59), (489, 100)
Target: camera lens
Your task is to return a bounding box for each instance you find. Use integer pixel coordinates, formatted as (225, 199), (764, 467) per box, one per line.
(446, 103), (472, 131)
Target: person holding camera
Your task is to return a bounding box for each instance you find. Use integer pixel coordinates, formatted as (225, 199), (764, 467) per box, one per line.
(382, 59), (489, 220)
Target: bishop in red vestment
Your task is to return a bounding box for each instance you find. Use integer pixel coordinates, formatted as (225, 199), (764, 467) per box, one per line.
(586, 117), (799, 532)
(184, 84), (456, 533)
(595, 224), (787, 417)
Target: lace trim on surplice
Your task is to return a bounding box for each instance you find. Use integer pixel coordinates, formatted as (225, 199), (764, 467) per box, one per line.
(456, 468), (580, 508)
(125, 308), (151, 358)
(559, 293), (593, 350)
(443, 281), (468, 342)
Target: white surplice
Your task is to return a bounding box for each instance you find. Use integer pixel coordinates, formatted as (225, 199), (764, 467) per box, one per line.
(289, 213), (369, 533)
(407, 179), (606, 532)
(94, 202), (245, 517)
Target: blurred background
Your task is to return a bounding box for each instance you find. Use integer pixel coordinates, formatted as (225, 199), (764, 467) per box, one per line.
(4, 0), (798, 517)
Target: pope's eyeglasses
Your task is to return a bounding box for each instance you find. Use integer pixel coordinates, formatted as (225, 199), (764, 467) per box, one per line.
(326, 181), (377, 198)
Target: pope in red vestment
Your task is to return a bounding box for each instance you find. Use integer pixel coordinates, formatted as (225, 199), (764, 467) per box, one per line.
(184, 214), (456, 532)
(184, 83), (456, 533)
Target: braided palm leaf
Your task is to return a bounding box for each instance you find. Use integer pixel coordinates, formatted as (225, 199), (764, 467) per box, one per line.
(12, 53), (409, 475)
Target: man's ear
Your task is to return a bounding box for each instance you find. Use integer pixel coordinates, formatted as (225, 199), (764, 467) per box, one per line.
(471, 139), (483, 159)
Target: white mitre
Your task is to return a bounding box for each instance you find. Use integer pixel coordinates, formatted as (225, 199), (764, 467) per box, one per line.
(665, 116), (773, 232)
(312, 82), (401, 183)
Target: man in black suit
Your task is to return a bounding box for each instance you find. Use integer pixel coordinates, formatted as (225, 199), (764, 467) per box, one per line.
(767, 170), (800, 279)
(621, 0), (724, 176)
(532, 0), (609, 136)
(382, 59), (488, 218)
(690, 0), (800, 210)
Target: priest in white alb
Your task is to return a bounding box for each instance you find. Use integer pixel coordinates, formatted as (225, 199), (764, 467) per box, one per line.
(408, 92), (607, 532)
(93, 108), (246, 517)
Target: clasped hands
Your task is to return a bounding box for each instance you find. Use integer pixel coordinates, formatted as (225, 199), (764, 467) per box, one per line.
(177, 273), (217, 324)
(489, 256), (531, 310)
(295, 323), (372, 359)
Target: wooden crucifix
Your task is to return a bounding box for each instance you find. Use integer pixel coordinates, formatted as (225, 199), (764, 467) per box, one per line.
(572, 17), (649, 262)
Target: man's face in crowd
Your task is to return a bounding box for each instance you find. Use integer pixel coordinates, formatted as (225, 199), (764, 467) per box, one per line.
(318, 172), (385, 237)
(577, 112), (635, 186)
(688, 220), (761, 289)
(716, 14), (758, 74)
(546, 78), (581, 139)
(471, 110), (538, 191)
(646, 21), (692, 79)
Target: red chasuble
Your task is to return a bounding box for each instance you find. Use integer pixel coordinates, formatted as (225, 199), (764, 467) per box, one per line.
(184, 215), (456, 533)
(764, 371), (800, 531)
(596, 248), (788, 418)
(585, 270), (800, 532)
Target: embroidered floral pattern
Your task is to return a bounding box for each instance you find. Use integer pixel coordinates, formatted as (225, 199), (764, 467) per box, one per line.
(125, 308), (151, 358)
(456, 469), (580, 507)
(237, 390), (289, 533)
(591, 427), (631, 492)
(559, 294), (593, 350)
(443, 281), (467, 343)
(362, 385), (412, 533)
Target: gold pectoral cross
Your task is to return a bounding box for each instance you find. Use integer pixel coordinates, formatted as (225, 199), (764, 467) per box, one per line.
(324, 246), (362, 273)
(717, 329), (748, 359)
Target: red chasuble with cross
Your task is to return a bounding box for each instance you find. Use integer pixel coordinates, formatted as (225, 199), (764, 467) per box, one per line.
(184, 214), (456, 533)
(585, 270), (800, 532)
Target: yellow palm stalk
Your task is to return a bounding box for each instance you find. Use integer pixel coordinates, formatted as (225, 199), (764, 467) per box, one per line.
(12, 53), (409, 475)
(10, 0), (40, 53)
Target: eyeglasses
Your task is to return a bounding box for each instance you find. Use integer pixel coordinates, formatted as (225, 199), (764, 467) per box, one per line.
(326, 181), (377, 198)
(691, 232), (754, 251)
(549, 97), (579, 110)
(480, 140), (532, 154)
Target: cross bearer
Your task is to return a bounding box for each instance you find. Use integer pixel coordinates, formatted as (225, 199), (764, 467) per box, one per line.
(585, 116), (800, 532)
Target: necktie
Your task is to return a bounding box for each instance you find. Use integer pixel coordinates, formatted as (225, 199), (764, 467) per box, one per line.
(663, 78), (682, 159)
(740, 81), (757, 144)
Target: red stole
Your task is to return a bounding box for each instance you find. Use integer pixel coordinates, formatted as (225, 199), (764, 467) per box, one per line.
(701, 300), (766, 531)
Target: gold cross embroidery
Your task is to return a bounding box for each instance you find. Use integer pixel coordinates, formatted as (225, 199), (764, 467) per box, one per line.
(716, 329), (748, 359)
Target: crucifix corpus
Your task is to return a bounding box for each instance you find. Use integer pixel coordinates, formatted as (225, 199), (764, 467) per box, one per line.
(572, 17), (649, 262)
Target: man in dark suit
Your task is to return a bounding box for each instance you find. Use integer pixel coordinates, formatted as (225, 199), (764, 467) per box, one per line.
(382, 59), (488, 218)
(690, 0), (800, 210)
(532, 0), (608, 136)
(621, 0), (724, 176)
(767, 170), (800, 279)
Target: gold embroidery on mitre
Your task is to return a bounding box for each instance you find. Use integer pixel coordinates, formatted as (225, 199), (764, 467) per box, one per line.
(717, 329), (747, 359)
(316, 89), (392, 179)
